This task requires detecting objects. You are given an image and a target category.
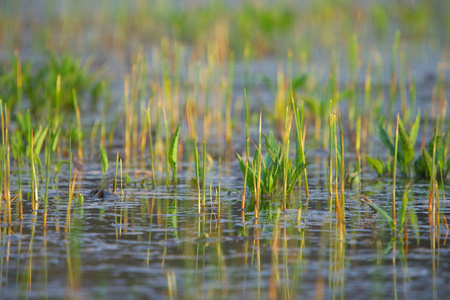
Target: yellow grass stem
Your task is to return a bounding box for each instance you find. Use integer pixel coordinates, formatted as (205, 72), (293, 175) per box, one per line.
(72, 90), (83, 163)
(393, 114), (399, 231)
(65, 170), (77, 232)
(218, 158), (222, 220)
(255, 111), (262, 219)
(202, 116), (207, 212)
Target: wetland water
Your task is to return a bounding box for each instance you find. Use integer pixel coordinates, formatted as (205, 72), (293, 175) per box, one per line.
(1, 138), (450, 299)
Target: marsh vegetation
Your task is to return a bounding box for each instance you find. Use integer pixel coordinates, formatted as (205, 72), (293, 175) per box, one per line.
(0, 0), (450, 299)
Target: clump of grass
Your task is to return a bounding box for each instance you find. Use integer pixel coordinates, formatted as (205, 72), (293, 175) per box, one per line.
(0, 53), (104, 116)
(366, 112), (420, 177)
(236, 116), (307, 206)
(291, 95), (308, 197)
(358, 182), (417, 236)
(0, 51), (27, 112)
(357, 117), (417, 234)
(1, 102), (12, 224)
(414, 124), (449, 180)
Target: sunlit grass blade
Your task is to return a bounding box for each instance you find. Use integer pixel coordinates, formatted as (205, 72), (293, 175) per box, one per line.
(169, 124), (180, 185)
(357, 194), (395, 231)
(392, 114), (399, 230)
(100, 142), (108, 180)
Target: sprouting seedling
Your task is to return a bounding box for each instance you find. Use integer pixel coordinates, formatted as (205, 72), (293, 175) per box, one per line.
(100, 142), (108, 180)
(414, 122), (450, 181)
(357, 182), (413, 235)
(72, 89), (83, 163)
(366, 111), (420, 177)
(291, 90), (308, 197)
(202, 116), (207, 212)
(236, 129), (307, 202)
(357, 194), (394, 231)
(339, 113), (345, 221)
(392, 114), (399, 230)
(282, 106), (292, 210)
(1, 102), (12, 224)
(145, 108), (156, 188)
(169, 124), (181, 185)
(163, 105), (170, 187)
(194, 142), (201, 214)
(242, 89), (250, 210)
(113, 152), (124, 194)
(218, 157), (222, 220)
(30, 129), (39, 213)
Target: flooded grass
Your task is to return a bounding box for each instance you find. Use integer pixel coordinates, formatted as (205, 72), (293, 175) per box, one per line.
(1, 0), (450, 299)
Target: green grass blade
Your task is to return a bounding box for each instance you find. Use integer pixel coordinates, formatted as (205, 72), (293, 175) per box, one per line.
(378, 119), (395, 156)
(100, 142), (108, 179)
(358, 195), (395, 231)
(53, 160), (70, 182)
(410, 109), (421, 144)
(169, 124), (181, 184)
(365, 156), (385, 177)
(287, 163), (307, 194)
(398, 119), (415, 174)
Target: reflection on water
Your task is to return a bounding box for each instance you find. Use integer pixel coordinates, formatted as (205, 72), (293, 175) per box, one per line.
(1, 175), (450, 299)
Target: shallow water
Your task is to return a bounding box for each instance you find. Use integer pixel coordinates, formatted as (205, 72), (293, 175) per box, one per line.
(1, 159), (450, 300)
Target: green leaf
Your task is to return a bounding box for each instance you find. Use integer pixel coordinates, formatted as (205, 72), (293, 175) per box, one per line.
(51, 126), (61, 153)
(291, 74), (308, 90)
(33, 124), (50, 155)
(169, 125), (181, 184)
(194, 145), (200, 180)
(337, 89), (355, 101)
(237, 153), (255, 193)
(53, 160), (70, 182)
(423, 149), (434, 178)
(264, 131), (280, 159)
(303, 97), (319, 116)
(446, 157), (450, 177)
(100, 143), (108, 178)
(366, 155), (385, 177)
(357, 195), (395, 231)
(414, 152), (427, 178)
(410, 109), (420, 144)
(398, 119), (415, 174)
(292, 106), (303, 166)
(169, 125), (180, 167)
(287, 163), (307, 194)
(377, 119), (395, 156)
